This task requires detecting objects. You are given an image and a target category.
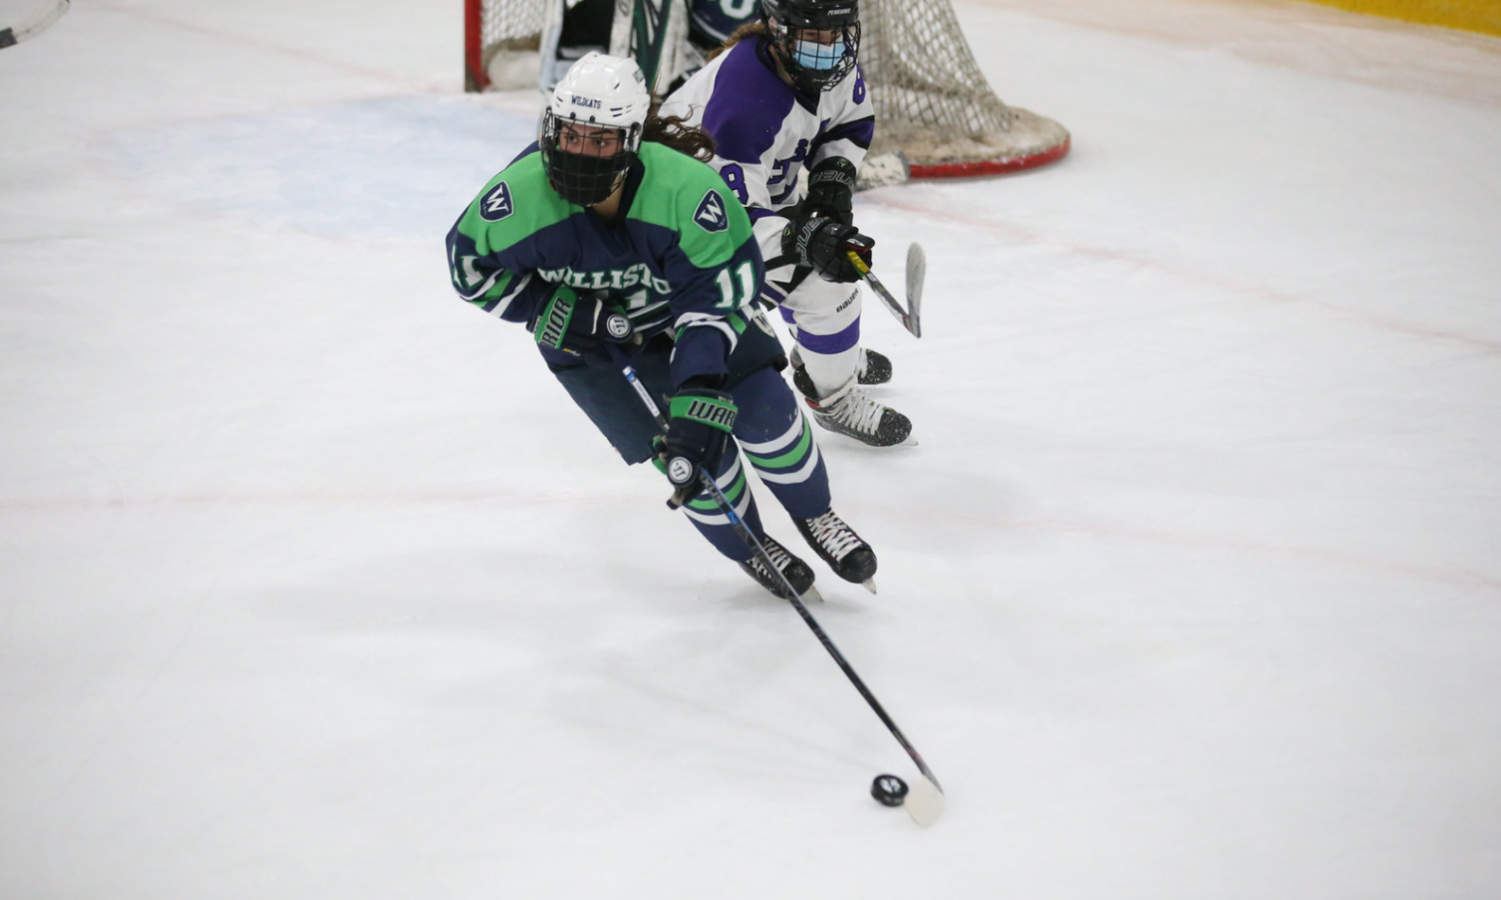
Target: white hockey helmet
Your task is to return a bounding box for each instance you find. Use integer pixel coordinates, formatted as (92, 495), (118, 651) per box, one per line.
(540, 52), (652, 205)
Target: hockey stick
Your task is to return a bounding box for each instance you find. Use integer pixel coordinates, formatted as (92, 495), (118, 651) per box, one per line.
(848, 243), (925, 339)
(609, 0), (697, 96)
(614, 349), (945, 826)
(0, 0), (69, 49)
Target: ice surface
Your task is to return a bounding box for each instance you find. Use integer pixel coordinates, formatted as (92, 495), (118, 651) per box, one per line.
(3, 1), (1500, 898)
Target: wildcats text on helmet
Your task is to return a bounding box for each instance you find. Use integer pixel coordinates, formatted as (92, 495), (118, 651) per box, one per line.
(537, 263), (671, 294)
(541, 53), (651, 206)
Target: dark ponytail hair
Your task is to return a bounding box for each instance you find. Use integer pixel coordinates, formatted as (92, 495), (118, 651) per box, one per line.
(642, 109), (717, 161)
(709, 22), (768, 61)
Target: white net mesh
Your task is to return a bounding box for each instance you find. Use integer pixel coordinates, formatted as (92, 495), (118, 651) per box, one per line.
(478, 0), (545, 64)
(859, 0), (1069, 170)
(861, 0), (1012, 140)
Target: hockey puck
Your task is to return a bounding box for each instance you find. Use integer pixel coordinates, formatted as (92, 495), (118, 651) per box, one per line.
(871, 773), (908, 807)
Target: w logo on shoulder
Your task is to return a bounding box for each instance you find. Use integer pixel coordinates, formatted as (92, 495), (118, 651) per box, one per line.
(693, 190), (728, 233)
(480, 181), (514, 222)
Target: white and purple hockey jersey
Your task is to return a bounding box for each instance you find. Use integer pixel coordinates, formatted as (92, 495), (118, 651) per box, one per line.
(660, 34), (875, 298)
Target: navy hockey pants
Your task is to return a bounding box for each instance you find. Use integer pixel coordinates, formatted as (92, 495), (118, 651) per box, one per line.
(552, 353), (832, 562)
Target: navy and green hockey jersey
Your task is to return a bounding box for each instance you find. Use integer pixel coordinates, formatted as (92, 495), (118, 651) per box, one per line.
(446, 141), (767, 388)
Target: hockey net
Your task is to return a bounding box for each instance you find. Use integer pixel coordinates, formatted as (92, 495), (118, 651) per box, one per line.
(463, 0), (1070, 178)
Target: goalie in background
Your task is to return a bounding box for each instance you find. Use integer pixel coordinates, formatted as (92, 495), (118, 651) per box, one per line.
(539, 0), (762, 92)
(659, 0), (913, 447)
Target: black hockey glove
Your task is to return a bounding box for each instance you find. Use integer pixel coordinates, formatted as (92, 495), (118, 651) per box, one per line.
(782, 217), (874, 284)
(531, 286), (634, 364)
(652, 388), (738, 508)
(802, 157), (857, 226)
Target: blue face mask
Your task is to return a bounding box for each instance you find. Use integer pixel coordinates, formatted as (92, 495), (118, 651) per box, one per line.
(792, 39), (846, 71)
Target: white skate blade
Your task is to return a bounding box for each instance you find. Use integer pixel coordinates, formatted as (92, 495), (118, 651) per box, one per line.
(862, 579), (878, 595)
(905, 775), (945, 827)
(800, 585), (824, 603)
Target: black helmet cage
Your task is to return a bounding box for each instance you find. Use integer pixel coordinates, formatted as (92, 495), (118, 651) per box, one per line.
(539, 109), (644, 206)
(761, 0), (861, 93)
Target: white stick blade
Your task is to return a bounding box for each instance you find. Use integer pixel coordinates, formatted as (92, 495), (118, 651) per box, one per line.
(5, 0), (68, 46)
(905, 775), (945, 827)
(905, 243), (925, 338)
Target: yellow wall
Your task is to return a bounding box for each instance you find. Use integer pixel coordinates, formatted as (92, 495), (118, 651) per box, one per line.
(1294, 0), (1501, 38)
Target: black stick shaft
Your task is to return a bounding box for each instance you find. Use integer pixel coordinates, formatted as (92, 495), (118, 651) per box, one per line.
(618, 357), (941, 789)
(847, 251), (918, 337)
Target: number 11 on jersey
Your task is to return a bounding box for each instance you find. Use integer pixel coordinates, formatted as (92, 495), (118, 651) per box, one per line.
(715, 260), (756, 309)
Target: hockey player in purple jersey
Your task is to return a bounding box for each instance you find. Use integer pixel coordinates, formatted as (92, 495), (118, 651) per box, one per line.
(659, 0), (913, 447)
(447, 53), (879, 598)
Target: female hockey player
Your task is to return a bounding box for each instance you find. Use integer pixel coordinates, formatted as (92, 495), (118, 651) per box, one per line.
(446, 52), (877, 599)
(659, 0), (913, 447)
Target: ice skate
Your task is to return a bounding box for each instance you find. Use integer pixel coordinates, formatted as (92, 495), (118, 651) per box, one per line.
(795, 508), (878, 593)
(739, 534), (821, 601)
(792, 346), (892, 388)
(796, 375), (913, 447)
(854, 347), (893, 385)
